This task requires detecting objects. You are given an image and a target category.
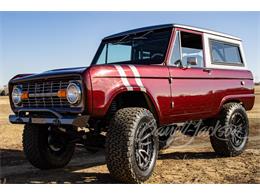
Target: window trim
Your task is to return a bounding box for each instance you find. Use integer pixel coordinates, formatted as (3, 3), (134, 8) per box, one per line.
(92, 28), (172, 65)
(209, 39), (244, 67)
(168, 29), (206, 69)
(169, 30), (181, 66)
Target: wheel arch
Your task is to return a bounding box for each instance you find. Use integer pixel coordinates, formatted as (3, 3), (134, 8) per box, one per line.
(106, 90), (160, 122)
(218, 94), (254, 114)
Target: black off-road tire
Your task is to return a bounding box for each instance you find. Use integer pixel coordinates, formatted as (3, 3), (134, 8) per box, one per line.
(105, 108), (158, 183)
(210, 103), (249, 157)
(23, 124), (75, 169)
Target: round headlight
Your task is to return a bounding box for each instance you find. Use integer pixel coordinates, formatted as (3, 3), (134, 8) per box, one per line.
(66, 82), (82, 105)
(12, 86), (22, 105)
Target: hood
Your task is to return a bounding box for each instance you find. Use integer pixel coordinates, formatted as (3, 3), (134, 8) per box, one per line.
(10, 66), (87, 83)
(44, 66), (87, 74)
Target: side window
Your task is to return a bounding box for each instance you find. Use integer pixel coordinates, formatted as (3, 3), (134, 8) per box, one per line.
(170, 31), (181, 65)
(170, 31), (204, 67)
(107, 43), (131, 63)
(96, 43), (132, 64)
(210, 40), (243, 65)
(96, 44), (107, 64)
(180, 32), (204, 67)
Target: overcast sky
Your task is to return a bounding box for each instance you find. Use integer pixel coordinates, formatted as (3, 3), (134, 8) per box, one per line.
(0, 12), (259, 86)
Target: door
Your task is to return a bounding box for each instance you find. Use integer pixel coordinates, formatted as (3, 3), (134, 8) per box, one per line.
(167, 29), (214, 121)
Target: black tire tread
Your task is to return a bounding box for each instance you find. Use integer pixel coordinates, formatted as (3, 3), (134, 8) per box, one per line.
(105, 107), (158, 183)
(210, 103), (249, 157)
(23, 124), (50, 169)
(23, 124), (74, 169)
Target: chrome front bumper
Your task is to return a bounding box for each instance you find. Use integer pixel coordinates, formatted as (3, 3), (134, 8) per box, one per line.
(9, 108), (89, 127)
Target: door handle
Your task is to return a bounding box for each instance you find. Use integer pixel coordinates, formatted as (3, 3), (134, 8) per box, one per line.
(203, 68), (212, 74)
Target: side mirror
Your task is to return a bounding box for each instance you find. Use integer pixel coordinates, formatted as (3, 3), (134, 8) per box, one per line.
(174, 59), (182, 67)
(187, 57), (198, 66)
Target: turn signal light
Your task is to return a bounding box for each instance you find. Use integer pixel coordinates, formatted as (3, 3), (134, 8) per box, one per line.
(21, 91), (29, 100)
(57, 89), (67, 98)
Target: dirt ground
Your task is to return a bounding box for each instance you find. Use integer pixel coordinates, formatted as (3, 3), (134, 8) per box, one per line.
(0, 87), (259, 184)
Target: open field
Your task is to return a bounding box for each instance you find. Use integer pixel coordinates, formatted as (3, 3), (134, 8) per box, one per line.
(0, 87), (259, 183)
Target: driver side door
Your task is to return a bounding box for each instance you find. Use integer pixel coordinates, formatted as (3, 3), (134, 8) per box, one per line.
(167, 29), (214, 121)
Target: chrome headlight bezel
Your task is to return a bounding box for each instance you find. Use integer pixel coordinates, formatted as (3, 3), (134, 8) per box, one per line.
(66, 82), (82, 105)
(12, 86), (22, 106)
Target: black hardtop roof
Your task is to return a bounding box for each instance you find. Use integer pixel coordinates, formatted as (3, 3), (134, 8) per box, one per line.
(103, 23), (241, 41)
(103, 24), (173, 40)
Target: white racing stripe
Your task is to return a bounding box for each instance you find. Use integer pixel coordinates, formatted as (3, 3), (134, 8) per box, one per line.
(114, 65), (133, 91)
(128, 65), (146, 92)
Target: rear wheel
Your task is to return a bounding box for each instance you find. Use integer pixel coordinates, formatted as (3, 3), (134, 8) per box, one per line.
(210, 103), (249, 157)
(23, 124), (75, 169)
(106, 108), (158, 183)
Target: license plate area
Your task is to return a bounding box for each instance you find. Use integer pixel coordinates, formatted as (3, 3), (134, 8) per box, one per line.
(31, 118), (48, 123)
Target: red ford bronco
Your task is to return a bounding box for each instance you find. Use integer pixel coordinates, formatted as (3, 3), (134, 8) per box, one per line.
(9, 24), (255, 183)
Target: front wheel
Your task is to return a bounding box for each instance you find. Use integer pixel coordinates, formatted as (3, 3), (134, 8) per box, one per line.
(23, 124), (75, 169)
(105, 108), (158, 183)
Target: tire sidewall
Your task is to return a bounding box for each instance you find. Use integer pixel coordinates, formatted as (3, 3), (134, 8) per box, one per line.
(41, 128), (75, 168)
(23, 124), (75, 169)
(210, 103), (249, 156)
(105, 108), (159, 183)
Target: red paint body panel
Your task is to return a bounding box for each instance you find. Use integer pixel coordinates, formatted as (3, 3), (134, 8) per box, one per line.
(86, 65), (172, 124)
(83, 63), (254, 125)
(168, 67), (254, 122)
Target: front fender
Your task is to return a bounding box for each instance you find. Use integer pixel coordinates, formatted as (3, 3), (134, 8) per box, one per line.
(88, 73), (161, 118)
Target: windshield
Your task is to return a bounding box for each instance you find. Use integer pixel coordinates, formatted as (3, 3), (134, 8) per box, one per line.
(92, 29), (172, 65)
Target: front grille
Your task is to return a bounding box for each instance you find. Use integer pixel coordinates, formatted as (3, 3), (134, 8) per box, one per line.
(20, 77), (81, 108)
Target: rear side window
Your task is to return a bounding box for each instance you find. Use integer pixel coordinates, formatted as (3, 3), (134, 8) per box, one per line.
(210, 40), (243, 65)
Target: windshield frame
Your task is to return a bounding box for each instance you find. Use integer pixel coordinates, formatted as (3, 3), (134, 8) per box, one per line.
(91, 28), (173, 66)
